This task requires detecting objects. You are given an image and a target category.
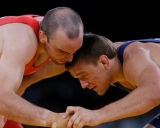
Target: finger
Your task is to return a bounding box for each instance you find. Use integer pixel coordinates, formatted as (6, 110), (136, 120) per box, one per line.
(67, 112), (79, 128)
(51, 122), (57, 128)
(63, 106), (75, 118)
(77, 120), (85, 128)
(73, 115), (81, 128)
(58, 113), (71, 124)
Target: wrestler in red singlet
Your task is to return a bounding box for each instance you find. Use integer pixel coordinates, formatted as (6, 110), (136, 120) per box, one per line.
(0, 15), (50, 128)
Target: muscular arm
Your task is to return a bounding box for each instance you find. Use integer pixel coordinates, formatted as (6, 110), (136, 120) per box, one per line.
(97, 47), (160, 123)
(16, 61), (66, 96)
(0, 24), (63, 127)
(64, 46), (160, 128)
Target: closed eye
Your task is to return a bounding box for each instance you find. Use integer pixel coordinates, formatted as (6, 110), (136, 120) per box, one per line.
(80, 74), (88, 79)
(58, 49), (70, 55)
(58, 49), (66, 53)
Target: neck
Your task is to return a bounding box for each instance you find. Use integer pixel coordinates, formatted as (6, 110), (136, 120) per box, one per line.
(110, 55), (125, 83)
(37, 42), (46, 55)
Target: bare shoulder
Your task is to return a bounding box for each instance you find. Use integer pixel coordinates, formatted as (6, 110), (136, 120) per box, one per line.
(123, 41), (160, 58)
(1, 23), (38, 64)
(3, 23), (37, 39)
(122, 42), (154, 83)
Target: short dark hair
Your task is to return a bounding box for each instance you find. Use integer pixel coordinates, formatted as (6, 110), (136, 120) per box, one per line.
(40, 6), (83, 40)
(65, 32), (117, 69)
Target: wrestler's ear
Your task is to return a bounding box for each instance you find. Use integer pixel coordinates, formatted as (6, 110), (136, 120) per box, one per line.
(39, 30), (47, 43)
(99, 55), (109, 69)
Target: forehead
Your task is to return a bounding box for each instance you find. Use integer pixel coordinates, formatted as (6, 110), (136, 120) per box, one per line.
(50, 29), (83, 53)
(68, 62), (94, 76)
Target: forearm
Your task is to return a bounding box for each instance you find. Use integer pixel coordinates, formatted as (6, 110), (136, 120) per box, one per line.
(16, 62), (66, 96)
(98, 85), (160, 124)
(0, 90), (57, 127)
(16, 74), (41, 96)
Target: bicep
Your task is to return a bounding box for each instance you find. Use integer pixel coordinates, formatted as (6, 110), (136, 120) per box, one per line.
(17, 61), (66, 93)
(124, 48), (160, 87)
(121, 50), (160, 112)
(0, 59), (24, 92)
(30, 61), (66, 80)
(0, 30), (36, 92)
(42, 61), (67, 78)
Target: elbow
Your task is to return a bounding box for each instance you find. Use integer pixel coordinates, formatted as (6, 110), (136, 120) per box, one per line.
(147, 85), (160, 107)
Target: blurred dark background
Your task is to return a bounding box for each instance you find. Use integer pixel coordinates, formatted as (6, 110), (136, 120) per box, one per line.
(1, 1), (160, 128)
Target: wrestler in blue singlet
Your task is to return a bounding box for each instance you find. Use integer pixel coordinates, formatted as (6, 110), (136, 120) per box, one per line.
(117, 38), (160, 128)
(118, 38), (160, 64)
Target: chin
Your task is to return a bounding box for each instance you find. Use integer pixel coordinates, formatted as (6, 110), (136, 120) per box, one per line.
(97, 91), (105, 96)
(56, 62), (65, 65)
(53, 60), (66, 65)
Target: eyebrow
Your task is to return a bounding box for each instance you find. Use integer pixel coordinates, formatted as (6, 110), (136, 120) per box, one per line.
(57, 48), (70, 54)
(49, 41), (70, 54)
(72, 71), (84, 78)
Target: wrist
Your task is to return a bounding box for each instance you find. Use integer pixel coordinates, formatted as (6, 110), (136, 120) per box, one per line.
(46, 112), (58, 127)
(95, 109), (103, 125)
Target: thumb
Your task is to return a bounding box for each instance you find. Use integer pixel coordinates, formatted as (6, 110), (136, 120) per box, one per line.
(51, 122), (57, 128)
(63, 106), (75, 119)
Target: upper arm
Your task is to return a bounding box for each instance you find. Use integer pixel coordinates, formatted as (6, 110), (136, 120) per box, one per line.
(121, 47), (160, 110)
(26, 60), (67, 83)
(17, 61), (66, 95)
(41, 60), (67, 78)
(124, 47), (160, 88)
(0, 24), (37, 92)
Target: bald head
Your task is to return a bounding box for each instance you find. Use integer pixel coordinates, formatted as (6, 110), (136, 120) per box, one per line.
(40, 7), (84, 40)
